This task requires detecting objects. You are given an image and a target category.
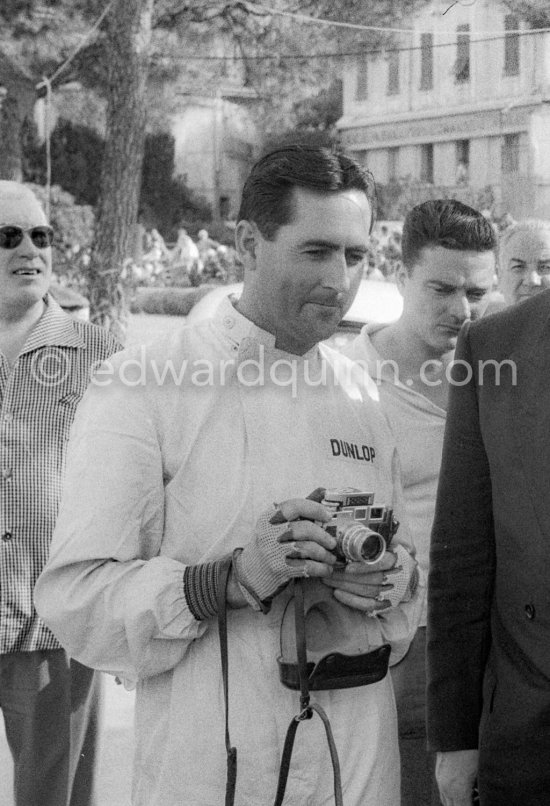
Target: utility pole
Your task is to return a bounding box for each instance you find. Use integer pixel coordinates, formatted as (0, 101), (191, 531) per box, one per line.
(212, 88), (223, 222)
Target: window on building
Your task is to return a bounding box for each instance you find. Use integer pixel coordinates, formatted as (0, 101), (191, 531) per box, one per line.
(356, 52), (368, 100)
(388, 147), (399, 182)
(420, 144), (434, 184)
(504, 14), (520, 76)
(455, 140), (469, 184)
(502, 133), (520, 173)
(455, 25), (470, 83)
(387, 49), (400, 95)
(420, 33), (433, 90)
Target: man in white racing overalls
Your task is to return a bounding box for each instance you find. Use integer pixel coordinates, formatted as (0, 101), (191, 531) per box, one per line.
(35, 145), (424, 806)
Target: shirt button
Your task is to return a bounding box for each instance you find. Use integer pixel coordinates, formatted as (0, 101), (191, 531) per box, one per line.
(1, 468), (12, 480)
(525, 603), (536, 620)
(3, 412), (13, 423)
(1, 531), (13, 542)
(223, 316), (235, 329)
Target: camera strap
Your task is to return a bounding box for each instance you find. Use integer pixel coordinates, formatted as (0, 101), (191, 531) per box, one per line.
(217, 554), (238, 806)
(273, 578), (344, 806)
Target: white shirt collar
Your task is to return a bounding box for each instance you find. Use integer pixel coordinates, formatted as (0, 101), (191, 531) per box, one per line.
(211, 294), (321, 364)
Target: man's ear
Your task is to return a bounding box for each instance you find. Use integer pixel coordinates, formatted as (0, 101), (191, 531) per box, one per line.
(395, 261), (409, 296)
(235, 220), (259, 270)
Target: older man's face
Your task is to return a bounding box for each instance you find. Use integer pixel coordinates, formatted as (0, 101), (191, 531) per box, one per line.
(0, 191), (52, 316)
(499, 228), (550, 305)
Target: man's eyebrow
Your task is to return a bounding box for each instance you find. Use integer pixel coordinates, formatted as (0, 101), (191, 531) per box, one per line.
(426, 280), (456, 289)
(300, 239), (367, 252)
(466, 284), (491, 292)
(300, 239), (339, 250)
(509, 257), (526, 263)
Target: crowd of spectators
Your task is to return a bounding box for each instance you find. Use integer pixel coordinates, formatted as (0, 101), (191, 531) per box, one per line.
(131, 226), (241, 287)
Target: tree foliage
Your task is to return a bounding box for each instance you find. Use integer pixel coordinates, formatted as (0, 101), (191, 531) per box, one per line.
(23, 117), (209, 233)
(1, 1), (420, 133)
(502, 0), (550, 26)
(139, 132), (211, 238)
(28, 181), (95, 297)
(292, 79), (343, 133)
(24, 118), (104, 205)
(376, 176), (496, 221)
(0, 0), (422, 333)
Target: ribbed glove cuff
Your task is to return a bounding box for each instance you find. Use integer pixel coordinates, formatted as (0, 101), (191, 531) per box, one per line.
(183, 558), (228, 621)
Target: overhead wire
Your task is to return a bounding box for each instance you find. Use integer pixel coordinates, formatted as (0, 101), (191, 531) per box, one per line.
(249, 1), (550, 38)
(150, 25), (543, 62)
(35, 0), (116, 213)
(27, 0), (550, 208)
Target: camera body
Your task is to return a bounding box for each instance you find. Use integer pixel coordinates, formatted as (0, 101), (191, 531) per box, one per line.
(321, 488), (398, 565)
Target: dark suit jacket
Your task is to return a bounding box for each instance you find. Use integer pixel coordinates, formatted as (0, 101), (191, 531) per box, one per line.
(427, 289), (550, 775)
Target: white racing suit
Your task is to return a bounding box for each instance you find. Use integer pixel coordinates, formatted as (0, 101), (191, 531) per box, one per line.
(35, 297), (424, 806)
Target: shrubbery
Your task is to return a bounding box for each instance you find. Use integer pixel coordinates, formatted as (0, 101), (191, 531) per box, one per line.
(24, 120), (211, 240)
(130, 285), (215, 316)
(139, 132), (211, 240)
(27, 182), (94, 297)
(377, 176), (496, 220)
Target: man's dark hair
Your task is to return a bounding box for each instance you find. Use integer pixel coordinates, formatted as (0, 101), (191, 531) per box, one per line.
(401, 199), (497, 271)
(237, 144), (377, 240)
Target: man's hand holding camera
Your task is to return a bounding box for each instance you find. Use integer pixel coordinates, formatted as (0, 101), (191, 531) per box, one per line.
(230, 498), (338, 610)
(230, 488), (418, 613)
(323, 541), (418, 613)
(322, 553), (401, 615)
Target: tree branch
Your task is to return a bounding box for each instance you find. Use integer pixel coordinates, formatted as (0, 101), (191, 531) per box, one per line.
(153, 0), (269, 29)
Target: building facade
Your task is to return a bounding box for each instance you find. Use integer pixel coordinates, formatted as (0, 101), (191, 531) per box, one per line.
(338, 0), (550, 219)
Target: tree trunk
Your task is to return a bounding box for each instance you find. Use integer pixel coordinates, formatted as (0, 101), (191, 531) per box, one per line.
(0, 96), (23, 181)
(88, 0), (154, 341)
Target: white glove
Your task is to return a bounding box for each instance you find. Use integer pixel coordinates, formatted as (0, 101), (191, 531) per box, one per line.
(234, 496), (336, 609)
(380, 544), (419, 607)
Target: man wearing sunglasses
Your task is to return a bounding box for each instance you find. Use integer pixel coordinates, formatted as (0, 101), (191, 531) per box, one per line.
(0, 181), (121, 806)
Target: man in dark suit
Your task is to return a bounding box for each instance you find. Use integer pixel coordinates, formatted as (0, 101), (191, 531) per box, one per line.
(427, 288), (550, 806)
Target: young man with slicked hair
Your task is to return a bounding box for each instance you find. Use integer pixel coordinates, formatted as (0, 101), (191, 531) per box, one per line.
(346, 199), (496, 806)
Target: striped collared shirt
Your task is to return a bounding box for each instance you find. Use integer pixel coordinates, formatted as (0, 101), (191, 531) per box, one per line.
(0, 295), (121, 653)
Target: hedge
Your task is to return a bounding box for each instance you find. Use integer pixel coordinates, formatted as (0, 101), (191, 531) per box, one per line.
(130, 285), (216, 316)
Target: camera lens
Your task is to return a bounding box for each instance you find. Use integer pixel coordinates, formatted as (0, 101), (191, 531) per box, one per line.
(337, 522), (386, 564)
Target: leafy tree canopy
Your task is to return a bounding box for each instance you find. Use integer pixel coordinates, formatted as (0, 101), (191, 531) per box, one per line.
(0, 0), (418, 137)
(503, 0), (550, 27)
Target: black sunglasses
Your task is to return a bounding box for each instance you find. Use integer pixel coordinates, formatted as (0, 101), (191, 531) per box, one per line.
(0, 225), (54, 250)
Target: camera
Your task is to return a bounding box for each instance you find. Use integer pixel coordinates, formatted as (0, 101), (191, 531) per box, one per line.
(320, 488), (398, 564)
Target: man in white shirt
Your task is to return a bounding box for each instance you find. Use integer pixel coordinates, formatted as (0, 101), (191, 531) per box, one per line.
(346, 199), (497, 806)
(35, 145), (422, 806)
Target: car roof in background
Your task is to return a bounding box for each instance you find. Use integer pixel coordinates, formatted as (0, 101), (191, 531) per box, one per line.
(186, 279), (403, 329)
(343, 279), (402, 326)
